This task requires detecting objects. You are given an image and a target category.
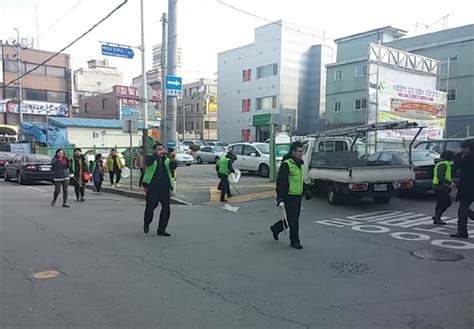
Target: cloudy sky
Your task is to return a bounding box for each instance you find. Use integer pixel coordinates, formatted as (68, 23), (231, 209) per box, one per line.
(1, 0), (472, 84)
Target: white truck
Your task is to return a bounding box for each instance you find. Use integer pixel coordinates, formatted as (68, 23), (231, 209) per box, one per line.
(302, 122), (423, 205)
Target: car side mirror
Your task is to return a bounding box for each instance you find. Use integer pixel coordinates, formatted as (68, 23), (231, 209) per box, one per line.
(250, 152), (257, 157)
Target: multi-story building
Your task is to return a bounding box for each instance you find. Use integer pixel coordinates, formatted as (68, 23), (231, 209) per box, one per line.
(72, 59), (123, 113)
(177, 78), (217, 140)
(1, 46), (71, 125)
(217, 20), (333, 143)
(325, 24), (474, 137)
(152, 43), (182, 71)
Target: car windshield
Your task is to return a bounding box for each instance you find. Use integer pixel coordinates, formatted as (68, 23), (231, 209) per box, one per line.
(255, 144), (270, 154)
(401, 151), (439, 162)
(213, 146), (225, 152)
(26, 155), (51, 163)
(194, 140), (207, 146)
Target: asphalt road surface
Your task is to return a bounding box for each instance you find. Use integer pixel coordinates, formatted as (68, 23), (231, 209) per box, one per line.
(1, 181), (473, 329)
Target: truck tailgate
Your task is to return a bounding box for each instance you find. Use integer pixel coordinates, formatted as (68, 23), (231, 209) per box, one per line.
(350, 165), (413, 183)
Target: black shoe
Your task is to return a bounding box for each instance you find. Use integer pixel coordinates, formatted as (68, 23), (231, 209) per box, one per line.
(80, 198), (85, 202)
(51, 200), (55, 207)
(157, 230), (171, 237)
(76, 197), (80, 202)
(433, 219), (447, 225)
(270, 226), (279, 241)
(228, 194), (234, 198)
(291, 244), (303, 250)
(220, 198), (228, 202)
(62, 204), (70, 208)
(450, 233), (468, 239)
(143, 223), (149, 234)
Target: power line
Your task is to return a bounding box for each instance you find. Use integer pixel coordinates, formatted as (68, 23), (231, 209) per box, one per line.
(216, 0), (326, 40)
(40, 0), (83, 37)
(5, 0), (129, 88)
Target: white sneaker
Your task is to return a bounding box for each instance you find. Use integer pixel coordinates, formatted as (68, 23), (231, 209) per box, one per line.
(116, 183), (120, 188)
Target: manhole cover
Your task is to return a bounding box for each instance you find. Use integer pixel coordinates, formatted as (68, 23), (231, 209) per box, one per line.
(411, 249), (464, 262)
(329, 261), (375, 274)
(33, 270), (60, 279)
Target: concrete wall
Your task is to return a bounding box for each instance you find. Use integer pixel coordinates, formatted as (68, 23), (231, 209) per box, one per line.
(78, 93), (118, 119)
(66, 127), (143, 148)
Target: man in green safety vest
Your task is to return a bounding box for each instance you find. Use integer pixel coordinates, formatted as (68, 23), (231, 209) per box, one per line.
(142, 142), (176, 236)
(270, 141), (312, 250)
(432, 150), (456, 225)
(215, 152), (236, 202)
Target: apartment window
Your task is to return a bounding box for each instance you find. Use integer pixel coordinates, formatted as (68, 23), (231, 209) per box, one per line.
(102, 99), (107, 109)
(354, 98), (367, 110)
(335, 69), (343, 81)
(447, 88), (457, 102)
(242, 99), (251, 112)
(257, 63), (278, 79)
(334, 101), (341, 112)
(242, 69), (251, 82)
(355, 64), (367, 77)
(5, 87), (18, 99)
(85, 103), (89, 113)
(196, 103), (200, 112)
(4, 61), (25, 73)
(46, 66), (66, 78)
(184, 104), (192, 112)
(178, 123), (183, 131)
(185, 122), (194, 130)
(242, 129), (250, 142)
(92, 131), (100, 140)
(197, 121), (201, 130)
(97, 81), (103, 86)
(25, 89), (47, 101)
(26, 63), (46, 75)
(205, 121), (217, 130)
(190, 87), (199, 96)
(257, 96), (277, 110)
(47, 91), (67, 103)
(448, 56), (458, 62)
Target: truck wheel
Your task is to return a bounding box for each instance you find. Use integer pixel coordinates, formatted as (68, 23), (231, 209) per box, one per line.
(373, 196), (391, 204)
(327, 184), (341, 205)
(258, 164), (269, 177)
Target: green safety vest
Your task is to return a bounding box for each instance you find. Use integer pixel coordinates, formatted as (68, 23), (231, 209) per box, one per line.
(142, 157), (173, 187)
(284, 158), (304, 196)
(107, 156), (123, 171)
(218, 157), (231, 176)
(71, 156), (87, 174)
(433, 160), (451, 185)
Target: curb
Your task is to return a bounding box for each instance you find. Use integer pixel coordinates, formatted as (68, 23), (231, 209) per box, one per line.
(84, 185), (192, 205)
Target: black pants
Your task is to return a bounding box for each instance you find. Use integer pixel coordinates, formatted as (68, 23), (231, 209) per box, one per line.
(457, 201), (474, 235)
(271, 196), (302, 245)
(71, 178), (85, 199)
(53, 180), (69, 204)
(94, 180), (102, 193)
(139, 168), (145, 187)
(109, 171), (121, 185)
(218, 174), (231, 200)
(434, 188), (452, 219)
(144, 190), (171, 232)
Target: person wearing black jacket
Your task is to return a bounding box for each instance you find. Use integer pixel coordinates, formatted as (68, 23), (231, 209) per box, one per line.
(51, 149), (70, 207)
(270, 141), (312, 250)
(70, 147), (89, 202)
(142, 143), (177, 236)
(451, 140), (474, 238)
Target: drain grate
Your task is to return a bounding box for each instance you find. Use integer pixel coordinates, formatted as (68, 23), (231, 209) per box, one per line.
(411, 249), (464, 262)
(329, 261), (375, 275)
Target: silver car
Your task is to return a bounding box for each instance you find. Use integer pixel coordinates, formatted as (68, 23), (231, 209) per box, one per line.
(195, 146), (226, 164)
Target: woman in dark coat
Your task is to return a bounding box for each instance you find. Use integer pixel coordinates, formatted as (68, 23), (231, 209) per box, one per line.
(70, 147), (89, 202)
(451, 139), (474, 238)
(51, 149), (70, 207)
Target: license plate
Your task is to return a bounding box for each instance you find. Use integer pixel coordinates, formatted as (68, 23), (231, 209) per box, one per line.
(39, 166), (51, 171)
(374, 184), (387, 191)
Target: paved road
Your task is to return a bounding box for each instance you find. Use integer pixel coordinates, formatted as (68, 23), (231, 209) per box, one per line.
(1, 181), (473, 329)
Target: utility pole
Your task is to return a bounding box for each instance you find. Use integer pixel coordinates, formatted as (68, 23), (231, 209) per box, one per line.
(161, 12), (168, 145)
(140, 0), (148, 153)
(166, 0), (178, 146)
(13, 28), (23, 123)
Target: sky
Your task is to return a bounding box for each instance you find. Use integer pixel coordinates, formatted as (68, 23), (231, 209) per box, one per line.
(1, 0), (473, 85)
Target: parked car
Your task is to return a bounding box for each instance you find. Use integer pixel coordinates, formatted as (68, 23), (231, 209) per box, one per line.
(175, 149), (194, 166)
(182, 140), (207, 148)
(0, 151), (16, 178)
(226, 142), (271, 177)
(195, 146), (226, 164)
(4, 154), (53, 184)
(367, 149), (440, 192)
(414, 137), (474, 154)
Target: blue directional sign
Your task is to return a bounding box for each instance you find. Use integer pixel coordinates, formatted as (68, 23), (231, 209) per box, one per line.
(165, 75), (182, 90)
(101, 44), (134, 59)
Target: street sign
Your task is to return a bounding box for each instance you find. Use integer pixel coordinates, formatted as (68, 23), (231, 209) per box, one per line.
(252, 114), (272, 126)
(165, 75), (182, 90)
(101, 44), (134, 59)
(122, 119), (138, 134)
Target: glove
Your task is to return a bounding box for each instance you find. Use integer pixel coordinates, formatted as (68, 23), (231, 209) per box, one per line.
(69, 174), (74, 178)
(276, 197), (284, 206)
(305, 190), (313, 200)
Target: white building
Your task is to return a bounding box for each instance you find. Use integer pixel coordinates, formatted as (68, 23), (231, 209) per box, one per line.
(152, 43), (183, 71)
(73, 59), (123, 111)
(217, 21), (334, 142)
(49, 117), (143, 148)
